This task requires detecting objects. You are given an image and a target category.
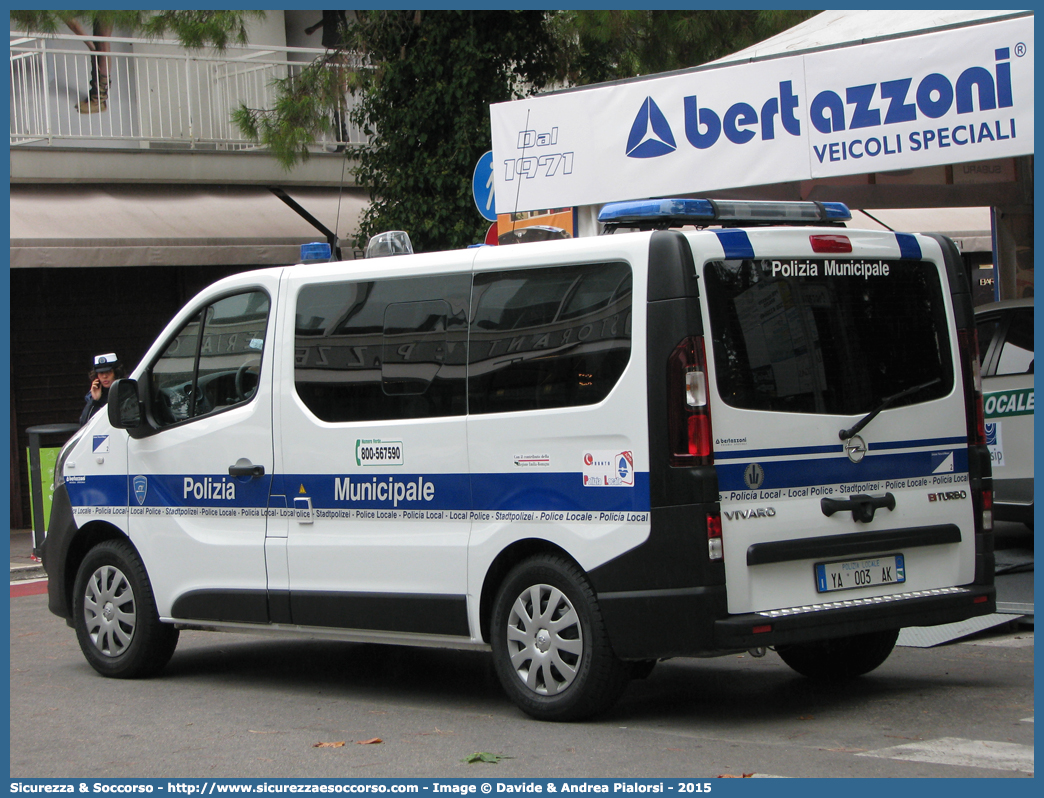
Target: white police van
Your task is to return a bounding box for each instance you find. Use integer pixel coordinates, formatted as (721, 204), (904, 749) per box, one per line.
(44, 199), (995, 721)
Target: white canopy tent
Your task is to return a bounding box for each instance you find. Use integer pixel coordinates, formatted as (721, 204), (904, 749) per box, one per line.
(849, 207), (993, 254)
(710, 9), (1023, 65)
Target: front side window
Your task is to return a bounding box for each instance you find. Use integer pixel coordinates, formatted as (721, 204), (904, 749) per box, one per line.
(704, 259), (953, 415)
(149, 290), (270, 427)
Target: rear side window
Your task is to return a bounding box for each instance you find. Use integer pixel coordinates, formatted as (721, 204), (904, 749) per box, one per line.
(703, 259), (953, 415)
(469, 262), (632, 414)
(295, 275), (470, 422)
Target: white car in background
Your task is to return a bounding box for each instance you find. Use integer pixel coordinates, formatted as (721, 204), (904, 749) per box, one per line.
(976, 298), (1034, 527)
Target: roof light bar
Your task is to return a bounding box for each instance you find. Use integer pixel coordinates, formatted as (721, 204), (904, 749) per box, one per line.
(599, 198), (851, 229)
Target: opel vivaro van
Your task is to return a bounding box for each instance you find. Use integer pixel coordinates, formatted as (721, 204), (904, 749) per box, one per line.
(44, 199), (995, 721)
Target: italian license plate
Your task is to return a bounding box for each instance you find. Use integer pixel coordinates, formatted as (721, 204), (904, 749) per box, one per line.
(815, 554), (906, 593)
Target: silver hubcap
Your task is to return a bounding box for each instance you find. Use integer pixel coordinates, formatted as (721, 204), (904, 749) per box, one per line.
(83, 564), (136, 657)
(506, 583), (583, 696)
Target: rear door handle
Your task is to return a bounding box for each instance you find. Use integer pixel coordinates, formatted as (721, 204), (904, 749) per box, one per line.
(228, 459), (265, 478)
(821, 492), (895, 523)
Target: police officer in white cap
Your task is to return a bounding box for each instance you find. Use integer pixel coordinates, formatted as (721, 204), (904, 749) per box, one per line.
(80, 353), (124, 426)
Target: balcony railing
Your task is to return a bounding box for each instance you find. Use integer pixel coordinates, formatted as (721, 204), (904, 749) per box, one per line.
(10, 32), (368, 152)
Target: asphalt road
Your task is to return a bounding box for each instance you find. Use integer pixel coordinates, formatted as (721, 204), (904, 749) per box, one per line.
(8, 589), (1034, 780)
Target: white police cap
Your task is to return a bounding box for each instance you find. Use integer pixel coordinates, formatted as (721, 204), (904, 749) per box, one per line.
(93, 353), (120, 372)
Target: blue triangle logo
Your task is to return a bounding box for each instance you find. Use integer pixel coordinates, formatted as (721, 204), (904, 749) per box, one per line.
(626, 97), (677, 159)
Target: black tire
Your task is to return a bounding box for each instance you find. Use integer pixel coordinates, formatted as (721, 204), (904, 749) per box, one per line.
(776, 628), (899, 680)
(490, 554), (630, 721)
(72, 539), (179, 678)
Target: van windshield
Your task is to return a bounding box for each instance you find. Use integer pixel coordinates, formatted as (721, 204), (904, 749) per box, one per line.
(703, 258), (954, 416)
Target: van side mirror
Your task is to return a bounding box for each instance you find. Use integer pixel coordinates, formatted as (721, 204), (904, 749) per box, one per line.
(108, 378), (143, 430)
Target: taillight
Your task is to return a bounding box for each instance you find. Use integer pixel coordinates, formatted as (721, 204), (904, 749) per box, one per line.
(707, 512), (723, 561)
(981, 489), (993, 532)
(957, 328), (986, 446)
(667, 337), (712, 466)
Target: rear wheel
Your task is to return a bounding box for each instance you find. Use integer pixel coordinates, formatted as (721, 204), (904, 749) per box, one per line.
(491, 555), (629, 721)
(73, 539), (179, 678)
(776, 629), (899, 679)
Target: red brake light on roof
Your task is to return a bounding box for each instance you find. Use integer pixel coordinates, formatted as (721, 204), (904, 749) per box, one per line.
(809, 234), (852, 253)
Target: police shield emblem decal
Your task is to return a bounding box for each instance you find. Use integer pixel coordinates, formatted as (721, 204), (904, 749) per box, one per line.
(133, 475), (148, 506)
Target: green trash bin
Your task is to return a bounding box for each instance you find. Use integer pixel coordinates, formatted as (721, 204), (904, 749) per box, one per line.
(27, 445), (63, 532)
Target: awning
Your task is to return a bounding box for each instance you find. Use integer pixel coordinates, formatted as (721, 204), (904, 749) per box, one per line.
(9, 184), (369, 268)
(849, 207), (993, 253)
(712, 10), (1024, 65)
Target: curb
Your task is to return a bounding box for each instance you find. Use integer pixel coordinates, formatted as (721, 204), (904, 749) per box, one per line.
(11, 563), (45, 582)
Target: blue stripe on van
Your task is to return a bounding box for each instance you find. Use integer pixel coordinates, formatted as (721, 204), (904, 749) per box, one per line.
(869, 436), (967, 451)
(66, 474), (274, 509)
(716, 444), (839, 460)
(716, 448), (969, 492)
(714, 436), (968, 461)
(63, 474), (127, 506)
(66, 472), (653, 514)
(471, 472), (651, 513)
(895, 232), (922, 259)
(713, 229), (755, 259)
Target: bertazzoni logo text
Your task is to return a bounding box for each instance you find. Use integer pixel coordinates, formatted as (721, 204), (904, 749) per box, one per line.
(625, 45), (1021, 161)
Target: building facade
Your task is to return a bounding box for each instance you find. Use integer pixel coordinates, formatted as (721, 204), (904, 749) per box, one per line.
(10, 11), (369, 527)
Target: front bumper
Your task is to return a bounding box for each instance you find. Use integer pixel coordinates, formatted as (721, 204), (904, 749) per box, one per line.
(41, 481), (77, 622)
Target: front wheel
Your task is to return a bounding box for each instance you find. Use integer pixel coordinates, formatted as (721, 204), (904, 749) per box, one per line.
(776, 628), (899, 680)
(491, 555), (629, 721)
(73, 539), (179, 678)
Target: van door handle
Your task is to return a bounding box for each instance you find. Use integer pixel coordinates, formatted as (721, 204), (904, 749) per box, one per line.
(821, 493), (895, 523)
(228, 460), (265, 478)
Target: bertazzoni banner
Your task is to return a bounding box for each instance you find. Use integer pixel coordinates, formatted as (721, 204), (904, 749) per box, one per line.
(489, 15), (1033, 213)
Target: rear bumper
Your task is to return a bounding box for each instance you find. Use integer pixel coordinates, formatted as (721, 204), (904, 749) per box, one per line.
(599, 582), (995, 659)
(714, 584), (996, 650)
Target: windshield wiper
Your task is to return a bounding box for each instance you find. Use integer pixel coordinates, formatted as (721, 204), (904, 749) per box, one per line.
(838, 378), (942, 441)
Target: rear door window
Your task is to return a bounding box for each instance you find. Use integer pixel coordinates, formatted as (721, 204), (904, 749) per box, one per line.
(703, 258), (953, 415)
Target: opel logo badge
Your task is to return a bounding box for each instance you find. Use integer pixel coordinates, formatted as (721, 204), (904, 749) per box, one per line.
(844, 435), (867, 463)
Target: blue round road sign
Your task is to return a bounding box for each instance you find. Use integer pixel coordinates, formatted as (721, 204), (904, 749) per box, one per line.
(472, 151), (496, 222)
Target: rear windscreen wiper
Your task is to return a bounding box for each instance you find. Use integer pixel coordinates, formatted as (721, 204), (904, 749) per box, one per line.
(838, 378), (942, 441)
